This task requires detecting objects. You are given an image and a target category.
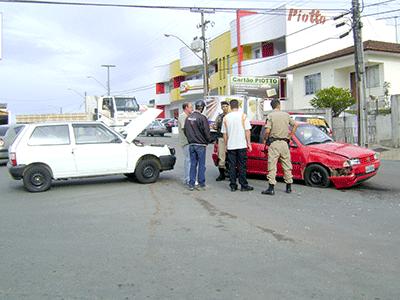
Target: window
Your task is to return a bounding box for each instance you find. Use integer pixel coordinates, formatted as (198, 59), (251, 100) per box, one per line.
(73, 124), (121, 144)
(254, 48), (261, 59)
(304, 73), (321, 95)
(366, 65), (380, 88)
(29, 125), (70, 146)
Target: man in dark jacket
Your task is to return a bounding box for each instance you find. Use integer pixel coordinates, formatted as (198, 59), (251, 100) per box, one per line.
(184, 100), (212, 191)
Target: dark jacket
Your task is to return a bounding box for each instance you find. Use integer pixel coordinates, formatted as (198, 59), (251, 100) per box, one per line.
(214, 112), (227, 138)
(184, 111), (212, 145)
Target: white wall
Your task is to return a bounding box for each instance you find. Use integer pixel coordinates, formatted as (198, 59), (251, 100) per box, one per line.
(232, 55), (288, 76)
(180, 46), (202, 72)
(230, 13), (287, 49)
(154, 64), (170, 83)
(289, 52), (400, 109)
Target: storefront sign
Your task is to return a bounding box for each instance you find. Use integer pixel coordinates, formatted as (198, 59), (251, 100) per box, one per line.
(287, 9), (327, 25)
(230, 75), (280, 99)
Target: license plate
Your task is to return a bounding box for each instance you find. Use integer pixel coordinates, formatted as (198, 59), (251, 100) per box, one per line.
(365, 164), (375, 173)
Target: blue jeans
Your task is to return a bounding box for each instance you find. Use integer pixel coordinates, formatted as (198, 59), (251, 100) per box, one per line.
(182, 144), (190, 184)
(189, 144), (206, 187)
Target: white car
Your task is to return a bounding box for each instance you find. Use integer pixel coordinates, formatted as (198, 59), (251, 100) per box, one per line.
(7, 109), (176, 192)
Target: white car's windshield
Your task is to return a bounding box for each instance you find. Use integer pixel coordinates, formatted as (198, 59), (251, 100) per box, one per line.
(295, 124), (333, 146)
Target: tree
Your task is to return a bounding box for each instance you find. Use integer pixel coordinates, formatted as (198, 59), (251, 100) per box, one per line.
(310, 86), (355, 117)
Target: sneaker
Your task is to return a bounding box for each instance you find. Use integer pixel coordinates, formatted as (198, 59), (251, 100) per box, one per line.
(196, 185), (206, 191)
(187, 185), (195, 191)
(240, 185), (254, 192)
(230, 185), (238, 192)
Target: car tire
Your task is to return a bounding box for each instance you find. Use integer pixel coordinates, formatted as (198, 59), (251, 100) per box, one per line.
(135, 158), (160, 184)
(23, 164), (52, 192)
(160, 133), (164, 137)
(304, 164), (330, 188)
(146, 132), (150, 137)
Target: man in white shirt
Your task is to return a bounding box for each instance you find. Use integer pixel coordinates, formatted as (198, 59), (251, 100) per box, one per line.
(178, 102), (193, 185)
(221, 99), (254, 192)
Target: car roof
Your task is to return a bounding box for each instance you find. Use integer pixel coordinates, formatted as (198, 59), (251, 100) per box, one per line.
(25, 121), (104, 126)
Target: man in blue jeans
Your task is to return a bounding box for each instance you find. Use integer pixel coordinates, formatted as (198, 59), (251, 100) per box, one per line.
(184, 100), (212, 191)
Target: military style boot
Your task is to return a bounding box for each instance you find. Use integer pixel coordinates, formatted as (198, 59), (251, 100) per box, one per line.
(216, 168), (226, 181)
(286, 183), (292, 194)
(261, 184), (275, 195)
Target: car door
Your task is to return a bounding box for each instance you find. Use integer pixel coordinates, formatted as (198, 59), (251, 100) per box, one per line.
(247, 125), (268, 175)
(72, 123), (128, 176)
(27, 124), (76, 178)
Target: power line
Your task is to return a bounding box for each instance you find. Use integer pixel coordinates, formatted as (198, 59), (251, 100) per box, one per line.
(0, 0), (353, 12)
(362, 7), (400, 18)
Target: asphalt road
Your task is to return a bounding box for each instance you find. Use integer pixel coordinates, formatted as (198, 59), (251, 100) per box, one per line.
(0, 135), (399, 299)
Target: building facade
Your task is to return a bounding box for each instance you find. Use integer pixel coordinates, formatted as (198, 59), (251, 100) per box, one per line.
(155, 6), (397, 117)
(279, 40), (400, 110)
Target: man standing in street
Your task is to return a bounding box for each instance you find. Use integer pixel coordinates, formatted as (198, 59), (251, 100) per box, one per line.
(221, 99), (253, 192)
(178, 102), (193, 186)
(213, 101), (230, 181)
(262, 99), (298, 195)
(184, 100), (212, 191)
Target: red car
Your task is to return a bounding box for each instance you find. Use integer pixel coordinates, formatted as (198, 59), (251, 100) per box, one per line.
(212, 121), (380, 189)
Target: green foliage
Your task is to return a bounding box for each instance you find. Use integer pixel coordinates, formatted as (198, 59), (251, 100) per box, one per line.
(310, 86), (356, 117)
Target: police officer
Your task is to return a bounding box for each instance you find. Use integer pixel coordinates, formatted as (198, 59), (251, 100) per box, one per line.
(262, 99), (298, 195)
(213, 101), (230, 181)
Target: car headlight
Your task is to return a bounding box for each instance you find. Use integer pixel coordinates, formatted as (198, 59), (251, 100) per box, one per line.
(349, 158), (360, 166)
(374, 152), (379, 160)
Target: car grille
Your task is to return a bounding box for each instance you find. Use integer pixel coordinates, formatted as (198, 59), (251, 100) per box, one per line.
(360, 155), (374, 164)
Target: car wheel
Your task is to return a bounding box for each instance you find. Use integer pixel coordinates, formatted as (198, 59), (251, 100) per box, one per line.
(146, 131), (150, 136)
(23, 164), (52, 192)
(304, 164), (330, 188)
(160, 133), (164, 137)
(135, 158), (160, 184)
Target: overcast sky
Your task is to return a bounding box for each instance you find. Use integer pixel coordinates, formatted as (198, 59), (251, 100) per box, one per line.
(0, 0), (399, 117)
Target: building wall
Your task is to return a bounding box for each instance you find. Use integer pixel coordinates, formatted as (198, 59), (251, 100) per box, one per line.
(288, 53), (400, 110)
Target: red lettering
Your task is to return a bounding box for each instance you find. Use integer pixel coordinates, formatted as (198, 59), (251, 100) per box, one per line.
(288, 8), (298, 21)
(301, 14), (309, 22)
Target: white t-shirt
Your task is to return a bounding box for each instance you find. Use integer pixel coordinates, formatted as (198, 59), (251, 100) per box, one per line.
(221, 110), (251, 150)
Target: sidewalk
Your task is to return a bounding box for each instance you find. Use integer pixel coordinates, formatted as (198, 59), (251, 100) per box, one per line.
(371, 145), (400, 160)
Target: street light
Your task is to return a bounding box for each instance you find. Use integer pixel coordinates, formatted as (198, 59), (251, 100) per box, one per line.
(164, 33), (208, 98)
(101, 64), (116, 96)
(87, 76), (108, 92)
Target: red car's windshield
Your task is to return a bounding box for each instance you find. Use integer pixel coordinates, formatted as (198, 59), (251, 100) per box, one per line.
(295, 124), (333, 146)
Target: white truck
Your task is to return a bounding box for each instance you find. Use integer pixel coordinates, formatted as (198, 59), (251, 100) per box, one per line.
(85, 95), (144, 132)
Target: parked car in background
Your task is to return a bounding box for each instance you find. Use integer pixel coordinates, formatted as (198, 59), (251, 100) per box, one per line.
(144, 120), (168, 137)
(212, 121), (380, 189)
(161, 118), (178, 133)
(0, 125), (10, 164)
(7, 109), (176, 192)
(0, 124), (25, 164)
(290, 114), (332, 136)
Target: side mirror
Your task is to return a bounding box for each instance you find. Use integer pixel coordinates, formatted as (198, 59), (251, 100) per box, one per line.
(289, 141), (298, 148)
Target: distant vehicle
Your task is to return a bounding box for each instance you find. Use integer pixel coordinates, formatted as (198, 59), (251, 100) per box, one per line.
(160, 118), (177, 133)
(0, 124), (25, 164)
(212, 121), (380, 189)
(15, 96), (145, 133)
(145, 120), (168, 137)
(7, 109), (176, 192)
(290, 114), (332, 136)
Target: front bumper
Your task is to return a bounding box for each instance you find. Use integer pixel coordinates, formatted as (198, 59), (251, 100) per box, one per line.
(7, 163), (26, 180)
(159, 155), (176, 171)
(330, 161), (380, 189)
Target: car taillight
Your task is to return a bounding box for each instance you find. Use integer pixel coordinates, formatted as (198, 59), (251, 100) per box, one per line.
(10, 152), (17, 166)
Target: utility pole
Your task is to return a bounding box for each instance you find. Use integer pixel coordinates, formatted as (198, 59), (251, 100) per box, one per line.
(101, 64), (116, 96)
(199, 12), (210, 99)
(352, 0), (368, 147)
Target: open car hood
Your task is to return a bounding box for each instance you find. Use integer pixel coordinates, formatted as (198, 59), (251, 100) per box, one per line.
(124, 108), (162, 142)
(308, 142), (375, 159)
